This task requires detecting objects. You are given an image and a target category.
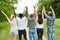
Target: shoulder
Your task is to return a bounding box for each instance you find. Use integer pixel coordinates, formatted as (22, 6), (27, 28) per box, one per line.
(16, 17), (20, 20)
(24, 16), (26, 18)
(23, 16), (27, 19)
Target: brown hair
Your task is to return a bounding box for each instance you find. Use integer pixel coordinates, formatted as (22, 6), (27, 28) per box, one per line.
(38, 14), (43, 24)
(48, 13), (53, 16)
(48, 11), (53, 16)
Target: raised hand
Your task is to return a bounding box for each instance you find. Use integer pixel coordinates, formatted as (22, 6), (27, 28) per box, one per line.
(42, 6), (46, 15)
(50, 6), (54, 13)
(33, 5), (37, 15)
(25, 6), (28, 17)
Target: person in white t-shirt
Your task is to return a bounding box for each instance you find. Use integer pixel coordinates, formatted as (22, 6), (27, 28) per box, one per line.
(1, 8), (18, 40)
(15, 0), (27, 40)
(16, 13), (27, 40)
(36, 7), (44, 40)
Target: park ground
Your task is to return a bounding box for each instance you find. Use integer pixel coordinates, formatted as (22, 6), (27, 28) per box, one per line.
(0, 19), (60, 40)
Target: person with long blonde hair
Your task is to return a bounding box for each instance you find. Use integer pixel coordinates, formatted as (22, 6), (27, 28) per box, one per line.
(1, 8), (18, 40)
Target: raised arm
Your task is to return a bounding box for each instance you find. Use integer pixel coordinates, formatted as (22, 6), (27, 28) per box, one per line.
(43, 6), (51, 19)
(42, 6), (44, 19)
(43, 6), (46, 15)
(12, 7), (16, 17)
(33, 6), (38, 16)
(50, 6), (54, 13)
(50, 6), (55, 18)
(1, 10), (10, 22)
(43, 6), (55, 20)
(25, 6), (28, 17)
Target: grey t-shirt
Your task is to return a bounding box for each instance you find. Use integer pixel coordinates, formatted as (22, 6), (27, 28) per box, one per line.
(27, 14), (37, 28)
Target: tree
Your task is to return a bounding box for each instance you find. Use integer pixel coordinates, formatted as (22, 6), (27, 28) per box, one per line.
(37, 0), (54, 13)
(0, 0), (17, 22)
(37, 0), (60, 18)
(52, 0), (60, 18)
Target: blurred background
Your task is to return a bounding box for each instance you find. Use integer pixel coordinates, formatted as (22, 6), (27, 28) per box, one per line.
(0, 0), (60, 40)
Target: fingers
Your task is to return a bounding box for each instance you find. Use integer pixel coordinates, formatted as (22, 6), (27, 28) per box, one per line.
(50, 6), (53, 9)
(42, 6), (46, 14)
(50, 6), (54, 12)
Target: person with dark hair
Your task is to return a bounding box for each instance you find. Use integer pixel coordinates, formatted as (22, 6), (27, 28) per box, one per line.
(36, 8), (44, 40)
(15, 0), (27, 40)
(43, 6), (55, 40)
(19, 14), (24, 18)
(16, 13), (27, 40)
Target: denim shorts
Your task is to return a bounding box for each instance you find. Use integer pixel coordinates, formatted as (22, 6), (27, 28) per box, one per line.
(10, 29), (18, 35)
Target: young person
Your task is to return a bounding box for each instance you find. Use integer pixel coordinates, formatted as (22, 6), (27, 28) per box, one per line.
(15, 0), (27, 40)
(43, 6), (55, 40)
(36, 7), (44, 40)
(1, 9), (18, 40)
(26, 6), (37, 40)
(16, 13), (27, 40)
(16, 14), (27, 40)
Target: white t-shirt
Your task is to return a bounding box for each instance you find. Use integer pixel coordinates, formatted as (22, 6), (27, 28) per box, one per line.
(16, 16), (27, 30)
(9, 18), (17, 29)
(15, 0), (26, 14)
(37, 23), (43, 28)
(37, 15), (44, 28)
(26, 0), (38, 14)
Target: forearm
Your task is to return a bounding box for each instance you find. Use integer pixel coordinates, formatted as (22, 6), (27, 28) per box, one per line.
(1, 11), (10, 22)
(44, 14), (50, 19)
(42, 9), (44, 19)
(26, 7), (28, 17)
(50, 6), (55, 13)
(45, 13), (55, 20)
(53, 12), (55, 19)
(34, 6), (38, 16)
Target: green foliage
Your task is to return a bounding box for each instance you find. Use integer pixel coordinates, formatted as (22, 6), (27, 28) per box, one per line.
(0, 0), (60, 22)
(37, 0), (60, 18)
(37, 0), (54, 13)
(52, 0), (60, 18)
(0, 0), (17, 22)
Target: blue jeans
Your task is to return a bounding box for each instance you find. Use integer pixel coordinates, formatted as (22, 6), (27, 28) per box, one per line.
(47, 29), (54, 40)
(29, 28), (36, 40)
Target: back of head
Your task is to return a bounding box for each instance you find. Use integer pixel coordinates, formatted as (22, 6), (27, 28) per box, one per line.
(19, 14), (24, 18)
(48, 11), (53, 16)
(29, 14), (36, 20)
(38, 14), (43, 24)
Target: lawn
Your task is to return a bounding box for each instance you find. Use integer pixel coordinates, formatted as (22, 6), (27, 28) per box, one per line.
(44, 19), (60, 40)
(0, 19), (60, 40)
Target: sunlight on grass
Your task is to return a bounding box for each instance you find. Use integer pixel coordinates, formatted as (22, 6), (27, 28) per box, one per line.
(44, 19), (60, 40)
(0, 19), (60, 40)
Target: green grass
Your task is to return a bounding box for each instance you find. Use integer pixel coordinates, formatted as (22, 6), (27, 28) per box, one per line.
(0, 19), (60, 40)
(44, 19), (60, 40)
(0, 22), (10, 40)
